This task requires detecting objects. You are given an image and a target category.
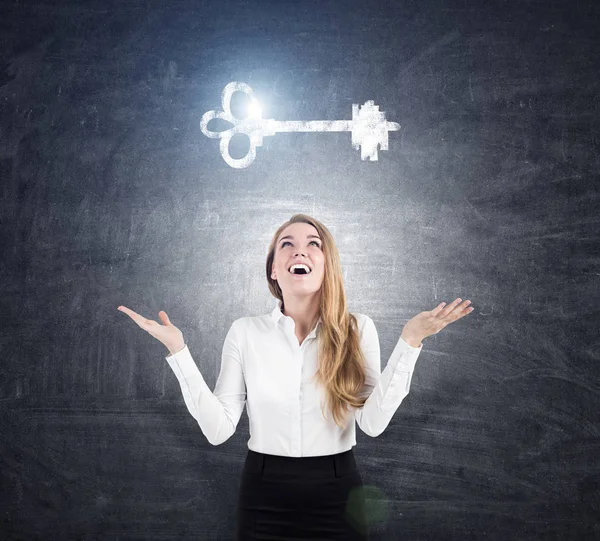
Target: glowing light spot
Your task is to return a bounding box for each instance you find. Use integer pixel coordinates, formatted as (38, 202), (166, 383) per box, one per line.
(247, 98), (262, 119)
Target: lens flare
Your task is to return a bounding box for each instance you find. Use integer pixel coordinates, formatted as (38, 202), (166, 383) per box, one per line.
(247, 98), (262, 119)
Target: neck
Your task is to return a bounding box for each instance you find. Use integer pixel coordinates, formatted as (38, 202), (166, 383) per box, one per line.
(281, 295), (320, 332)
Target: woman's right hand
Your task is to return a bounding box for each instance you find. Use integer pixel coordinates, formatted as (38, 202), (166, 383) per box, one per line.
(117, 305), (185, 354)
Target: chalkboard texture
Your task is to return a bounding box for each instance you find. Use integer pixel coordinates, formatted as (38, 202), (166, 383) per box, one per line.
(1, 0), (599, 539)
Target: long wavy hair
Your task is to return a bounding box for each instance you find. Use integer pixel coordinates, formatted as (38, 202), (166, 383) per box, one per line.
(265, 214), (368, 430)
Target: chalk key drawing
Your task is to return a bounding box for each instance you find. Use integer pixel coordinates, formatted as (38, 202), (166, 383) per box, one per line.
(200, 82), (401, 168)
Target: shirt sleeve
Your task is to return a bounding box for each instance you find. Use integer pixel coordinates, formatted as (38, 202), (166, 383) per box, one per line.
(165, 319), (246, 445)
(354, 315), (422, 437)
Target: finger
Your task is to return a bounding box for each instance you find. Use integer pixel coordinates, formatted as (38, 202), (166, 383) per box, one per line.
(457, 303), (475, 317)
(431, 298), (461, 317)
(118, 306), (151, 327)
(430, 302), (448, 316)
(440, 298), (466, 316)
(446, 301), (475, 322)
(159, 311), (171, 325)
(118, 305), (141, 319)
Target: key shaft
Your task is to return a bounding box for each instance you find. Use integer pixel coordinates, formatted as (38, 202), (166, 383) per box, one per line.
(271, 120), (353, 133)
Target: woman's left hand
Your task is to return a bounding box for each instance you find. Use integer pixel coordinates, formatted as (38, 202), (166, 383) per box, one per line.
(401, 298), (474, 345)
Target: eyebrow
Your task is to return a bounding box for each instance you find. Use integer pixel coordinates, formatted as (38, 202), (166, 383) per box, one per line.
(278, 235), (322, 244)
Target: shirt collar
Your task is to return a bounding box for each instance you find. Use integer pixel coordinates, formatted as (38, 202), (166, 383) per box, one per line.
(270, 299), (323, 336)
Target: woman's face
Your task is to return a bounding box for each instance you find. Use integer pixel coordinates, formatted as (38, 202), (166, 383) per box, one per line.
(271, 222), (325, 297)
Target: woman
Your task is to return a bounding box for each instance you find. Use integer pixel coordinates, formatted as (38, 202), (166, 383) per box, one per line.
(118, 213), (474, 540)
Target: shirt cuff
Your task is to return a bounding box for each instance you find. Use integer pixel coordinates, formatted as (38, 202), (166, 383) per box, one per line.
(392, 336), (423, 372)
(165, 345), (209, 387)
(166, 344), (188, 359)
(399, 336), (423, 350)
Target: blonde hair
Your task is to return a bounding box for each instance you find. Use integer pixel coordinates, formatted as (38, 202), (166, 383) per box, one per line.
(266, 214), (368, 430)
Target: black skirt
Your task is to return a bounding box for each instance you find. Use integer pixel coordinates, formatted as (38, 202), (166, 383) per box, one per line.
(235, 448), (370, 540)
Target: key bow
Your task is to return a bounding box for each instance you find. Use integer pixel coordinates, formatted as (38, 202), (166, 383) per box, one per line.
(200, 82), (275, 168)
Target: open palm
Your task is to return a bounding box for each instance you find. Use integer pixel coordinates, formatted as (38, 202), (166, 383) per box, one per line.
(118, 305), (185, 353)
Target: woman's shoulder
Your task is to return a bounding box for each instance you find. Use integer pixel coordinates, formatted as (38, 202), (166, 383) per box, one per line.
(349, 312), (376, 334)
(350, 312), (373, 324)
(230, 313), (273, 334)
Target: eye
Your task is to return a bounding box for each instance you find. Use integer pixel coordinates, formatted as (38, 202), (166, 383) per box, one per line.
(281, 241), (321, 248)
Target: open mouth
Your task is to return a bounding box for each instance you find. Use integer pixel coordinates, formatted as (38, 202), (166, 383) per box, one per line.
(288, 264), (311, 276)
(289, 268), (310, 278)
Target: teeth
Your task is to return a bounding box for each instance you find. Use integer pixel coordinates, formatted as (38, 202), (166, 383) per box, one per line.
(289, 264), (311, 274)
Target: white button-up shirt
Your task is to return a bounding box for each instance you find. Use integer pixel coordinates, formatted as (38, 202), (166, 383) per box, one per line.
(165, 300), (423, 457)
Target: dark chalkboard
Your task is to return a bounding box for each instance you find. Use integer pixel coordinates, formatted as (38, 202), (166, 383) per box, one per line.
(1, 0), (599, 539)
